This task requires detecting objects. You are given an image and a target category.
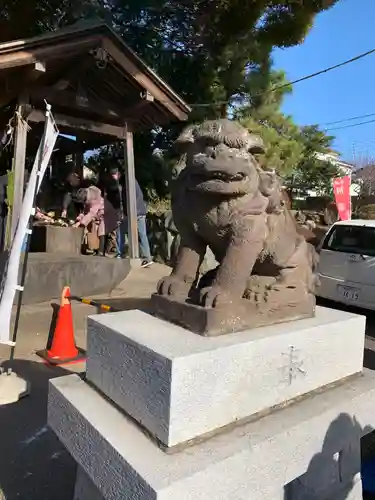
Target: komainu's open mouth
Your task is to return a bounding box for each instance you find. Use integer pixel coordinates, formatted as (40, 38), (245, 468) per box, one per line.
(195, 171), (247, 182)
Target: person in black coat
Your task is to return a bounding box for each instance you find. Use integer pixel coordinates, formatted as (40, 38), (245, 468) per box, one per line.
(104, 166), (152, 266)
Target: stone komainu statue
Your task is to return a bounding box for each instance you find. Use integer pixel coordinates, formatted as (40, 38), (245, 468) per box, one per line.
(157, 119), (317, 317)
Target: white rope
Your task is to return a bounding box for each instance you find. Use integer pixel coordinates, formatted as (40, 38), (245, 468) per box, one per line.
(1, 108), (32, 152)
(15, 110), (31, 133)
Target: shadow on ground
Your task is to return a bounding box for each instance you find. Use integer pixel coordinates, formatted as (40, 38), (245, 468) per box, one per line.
(317, 298), (375, 499)
(284, 414), (373, 499)
(0, 297), (155, 499)
(47, 302), (60, 349)
(285, 413), (372, 499)
(0, 360), (76, 500)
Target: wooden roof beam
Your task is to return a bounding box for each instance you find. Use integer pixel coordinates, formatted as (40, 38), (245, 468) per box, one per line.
(102, 38), (188, 121)
(28, 108), (126, 138)
(30, 87), (156, 123)
(30, 87), (121, 121)
(0, 36), (101, 71)
(119, 91), (155, 121)
(33, 61), (46, 74)
(47, 56), (95, 99)
(0, 61), (46, 107)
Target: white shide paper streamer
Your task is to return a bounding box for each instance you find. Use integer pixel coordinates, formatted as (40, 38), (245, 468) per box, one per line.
(0, 107), (59, 344)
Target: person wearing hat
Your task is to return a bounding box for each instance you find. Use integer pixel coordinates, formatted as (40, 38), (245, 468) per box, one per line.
(104, 166), (152, 267)
(73, 186), (118, 256)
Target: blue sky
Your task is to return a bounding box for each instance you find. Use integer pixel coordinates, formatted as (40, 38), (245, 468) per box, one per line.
(272, 0), (375, 164)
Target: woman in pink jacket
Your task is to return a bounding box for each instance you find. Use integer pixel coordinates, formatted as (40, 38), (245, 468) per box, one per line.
(73, 186), (118, 256)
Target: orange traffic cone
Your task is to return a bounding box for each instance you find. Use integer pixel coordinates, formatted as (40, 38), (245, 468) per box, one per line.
(37, 286), (86, 366)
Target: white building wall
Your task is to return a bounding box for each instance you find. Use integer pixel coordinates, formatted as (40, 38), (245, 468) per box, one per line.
(310, 152), (358, 197)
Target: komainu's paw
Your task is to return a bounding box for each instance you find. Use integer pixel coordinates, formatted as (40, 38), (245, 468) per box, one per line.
(244, 281), (271, 303)
(157, 275), (191, 298)
(199, 286), (234, 308)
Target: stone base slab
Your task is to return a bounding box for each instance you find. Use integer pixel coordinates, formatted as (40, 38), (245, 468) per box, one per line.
(151, 292), (315, 336)
(74, 466), (104, 500)
(86, 307), (365, 448)
(48, 370), (375, 500)
(73, 466), (364, 500)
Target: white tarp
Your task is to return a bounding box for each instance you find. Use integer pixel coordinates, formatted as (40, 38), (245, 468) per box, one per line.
(0, 106), (59, 344)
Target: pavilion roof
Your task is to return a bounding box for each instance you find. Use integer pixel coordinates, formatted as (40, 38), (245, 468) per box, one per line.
(0, 21), (191, 137)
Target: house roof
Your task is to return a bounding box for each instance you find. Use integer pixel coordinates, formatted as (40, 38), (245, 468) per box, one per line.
(314, 152), (354, 170)
(353, 164), (375, 179)
(0, 21), (191, 135)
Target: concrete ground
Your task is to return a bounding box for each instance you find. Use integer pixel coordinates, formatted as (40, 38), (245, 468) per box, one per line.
(1, 271), (375, 499)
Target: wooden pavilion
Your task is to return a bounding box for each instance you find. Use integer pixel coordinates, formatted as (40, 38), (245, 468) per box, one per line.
(0, 21), (191, 258)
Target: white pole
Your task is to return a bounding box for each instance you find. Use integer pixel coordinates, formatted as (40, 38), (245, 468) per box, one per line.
(349, 170), (352, 220)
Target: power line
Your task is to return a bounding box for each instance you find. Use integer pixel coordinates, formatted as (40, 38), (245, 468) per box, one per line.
(351, 137), (375, 148)
(189, 45), (375, 108)
(325, 118), (375, 132)
(321, 111), (375, 126)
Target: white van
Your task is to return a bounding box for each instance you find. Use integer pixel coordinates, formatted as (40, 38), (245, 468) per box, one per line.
(316, 219), (375, 310)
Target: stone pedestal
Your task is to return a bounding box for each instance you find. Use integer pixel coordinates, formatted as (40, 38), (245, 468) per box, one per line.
(47, 306), (374, 500)
(86, 307), (364, 448)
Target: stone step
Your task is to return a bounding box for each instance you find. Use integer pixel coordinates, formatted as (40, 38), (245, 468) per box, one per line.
(85, 306), (365, 448)
(48, 369), (375, 500)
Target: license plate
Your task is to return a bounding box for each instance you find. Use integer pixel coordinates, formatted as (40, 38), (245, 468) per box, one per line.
(337, 285), (360, 300)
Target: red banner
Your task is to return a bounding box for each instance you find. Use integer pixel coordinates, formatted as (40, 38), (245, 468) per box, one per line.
(333, 176), (351, 221)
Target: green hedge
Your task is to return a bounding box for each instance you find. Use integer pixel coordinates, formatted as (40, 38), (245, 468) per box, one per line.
(355, 204), (375, 220)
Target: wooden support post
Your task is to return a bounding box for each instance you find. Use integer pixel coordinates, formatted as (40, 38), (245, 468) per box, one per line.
(75, 137), (84, 179)
(10, 102), (28, 240)
(123, 126), (139, 259)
